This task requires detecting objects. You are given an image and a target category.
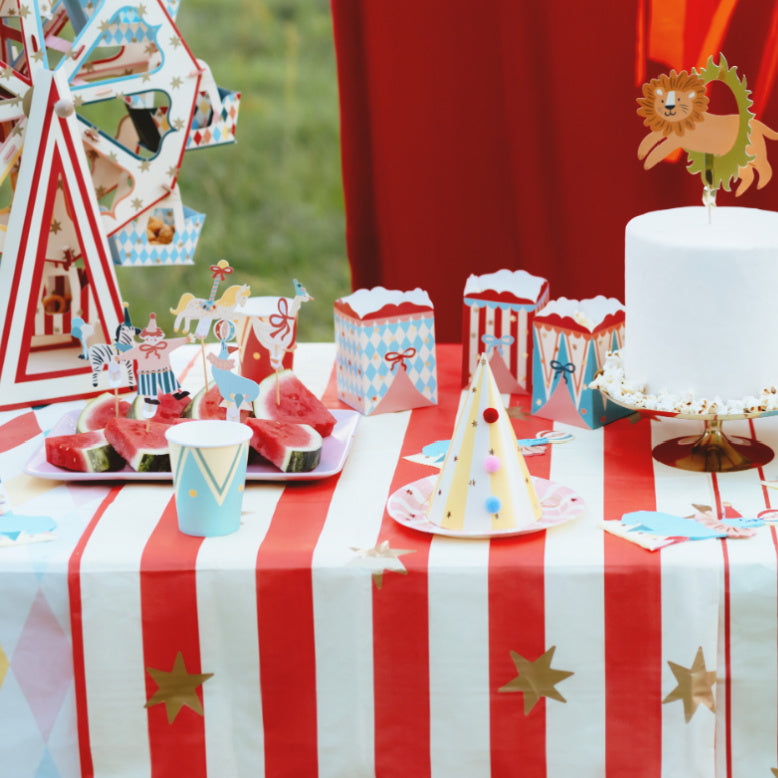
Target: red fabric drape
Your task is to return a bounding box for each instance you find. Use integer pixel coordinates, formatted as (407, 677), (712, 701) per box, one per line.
(330, 0), (778, 341)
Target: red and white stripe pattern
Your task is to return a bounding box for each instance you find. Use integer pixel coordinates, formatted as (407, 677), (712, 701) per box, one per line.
(52, 345), (778, 776)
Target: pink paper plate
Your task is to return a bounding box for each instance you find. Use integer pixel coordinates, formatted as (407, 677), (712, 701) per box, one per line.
(387, 475), (585, 538)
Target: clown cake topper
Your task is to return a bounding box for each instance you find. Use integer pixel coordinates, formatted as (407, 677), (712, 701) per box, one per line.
(637, 54), (778, 213)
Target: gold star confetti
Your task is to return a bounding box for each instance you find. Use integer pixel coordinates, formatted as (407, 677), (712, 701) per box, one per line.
(349, 540), (415, 589)
(98, 19), (111, 33)
(136, 2), (147, 16)
(18, 4), (30, 18)
(499, 645), (574, 714)
(173, 117), (185, 130)
(139, 160), (151, 172)
(170, 76), (182, 89)
(145, 651), (213, 724)
(662, 646), (716, 722)
(170, 35), (181, 48)
(131, 197), (143, 211)
(0, 642), (8, 689)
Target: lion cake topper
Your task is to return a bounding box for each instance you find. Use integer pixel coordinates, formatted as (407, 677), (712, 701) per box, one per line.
(637, 54), (778, 215)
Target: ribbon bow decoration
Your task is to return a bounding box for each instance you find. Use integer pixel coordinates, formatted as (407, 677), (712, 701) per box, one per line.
(385, 347), (417, 371)
(481, 333), (514, 356)
(140, 340), (169, 359)
(209, 263), (233, 282)
(550, 359), (575, 384)
(269, 297), (294, 339)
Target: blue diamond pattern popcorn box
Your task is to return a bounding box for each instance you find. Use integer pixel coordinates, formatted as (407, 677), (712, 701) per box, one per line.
(335, 288), (438, 415)
(532, 297), (631, 429)
(462, 269), (550, 394)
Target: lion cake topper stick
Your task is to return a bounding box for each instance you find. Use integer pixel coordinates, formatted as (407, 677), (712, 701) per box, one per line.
(637, 54), (778, 222)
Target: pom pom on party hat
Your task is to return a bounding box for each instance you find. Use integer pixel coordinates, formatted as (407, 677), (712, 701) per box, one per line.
(426, 354), (542, 532)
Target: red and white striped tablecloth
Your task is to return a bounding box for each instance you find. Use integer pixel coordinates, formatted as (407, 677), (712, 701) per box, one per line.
(2, 343), (778, 777)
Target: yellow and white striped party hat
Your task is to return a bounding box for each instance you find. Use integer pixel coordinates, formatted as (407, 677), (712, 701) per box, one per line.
(426, 354), (542, 532)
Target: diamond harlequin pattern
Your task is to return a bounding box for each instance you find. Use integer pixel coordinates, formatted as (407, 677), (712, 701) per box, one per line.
(335, 313), (437, 412)
(109, 209), (204, 266)
(12, 590), (73, 742)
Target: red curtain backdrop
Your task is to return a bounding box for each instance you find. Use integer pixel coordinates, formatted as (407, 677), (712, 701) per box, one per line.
(330, 0), (778, 341)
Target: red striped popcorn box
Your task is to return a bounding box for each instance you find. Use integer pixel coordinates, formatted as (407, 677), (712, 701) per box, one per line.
(335, 287), (438, 415)
(462, 269), (550, 393)
(531, 296), (630, 429)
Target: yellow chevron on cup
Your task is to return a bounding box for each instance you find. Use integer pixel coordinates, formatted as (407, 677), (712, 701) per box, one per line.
(174, 442), (248, 506)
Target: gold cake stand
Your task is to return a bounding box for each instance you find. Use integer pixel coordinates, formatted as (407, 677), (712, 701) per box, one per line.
(598, 388), (777, 473)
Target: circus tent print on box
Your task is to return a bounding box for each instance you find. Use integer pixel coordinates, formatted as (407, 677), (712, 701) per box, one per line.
(531, 297), (631, 430)
(462, 269), (549, 395)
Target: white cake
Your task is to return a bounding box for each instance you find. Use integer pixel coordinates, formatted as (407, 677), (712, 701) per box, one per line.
(624, 206), (778, 402)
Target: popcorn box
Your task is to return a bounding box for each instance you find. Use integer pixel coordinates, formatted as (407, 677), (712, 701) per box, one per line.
(462, 269), (550, 393)
(531, 297), (631, 429)
(335, 287), (438, 415)
(235, 296), (299, 384)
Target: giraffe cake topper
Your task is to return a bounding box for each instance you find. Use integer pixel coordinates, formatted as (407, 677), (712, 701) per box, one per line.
(636, 54), (778, 216)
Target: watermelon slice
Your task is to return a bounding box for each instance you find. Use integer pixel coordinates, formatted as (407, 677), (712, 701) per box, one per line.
(45, 429), (125, 473)
(253, 370), (336, 436)
(127, 392), (191, 423)
(184, 384), (251, 422)
(247, 418), (322, 472)
(76, 392), (133, 432)
(104, 418), (172, 472)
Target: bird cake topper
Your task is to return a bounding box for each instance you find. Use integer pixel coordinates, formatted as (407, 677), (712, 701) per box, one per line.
(637, 54), (778, 217)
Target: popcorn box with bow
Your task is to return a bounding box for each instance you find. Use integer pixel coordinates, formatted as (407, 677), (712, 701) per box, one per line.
(531, 297), (631, 429)
(335, 288), (437, 415)
(462, 269), (550, 393)
(235, 281), (312, 384)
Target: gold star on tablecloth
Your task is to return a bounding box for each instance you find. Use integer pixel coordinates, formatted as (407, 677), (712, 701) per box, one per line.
(771, 769), (778, 777)
(145, 651), (213, 724)
(349, 540), (415, 589)
(499, 645), (573, 714)
(662, 646), (716, 722)
(0, 641), (8, 689)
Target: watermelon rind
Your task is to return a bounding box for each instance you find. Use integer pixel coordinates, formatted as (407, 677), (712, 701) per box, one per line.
(76, 392), (132, 432)
(45, 429), (125, 473)
(247, 418), (322, 472)
(253, 370), (336, 436)
(104, 418), (172, 472)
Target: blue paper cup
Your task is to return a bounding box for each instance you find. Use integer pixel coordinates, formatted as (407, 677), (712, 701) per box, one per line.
(165, 421), (252, 537)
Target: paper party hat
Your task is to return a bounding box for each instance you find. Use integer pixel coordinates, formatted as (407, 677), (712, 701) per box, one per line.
(426, 355), (543, 532)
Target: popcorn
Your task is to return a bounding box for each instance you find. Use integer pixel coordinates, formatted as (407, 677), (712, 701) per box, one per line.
(593, 350), (778, 418)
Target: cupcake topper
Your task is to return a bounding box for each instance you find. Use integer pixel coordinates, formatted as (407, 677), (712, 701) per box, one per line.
(637, 54), (777, 222)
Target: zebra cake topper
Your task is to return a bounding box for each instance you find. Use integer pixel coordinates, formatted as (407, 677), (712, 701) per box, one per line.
(71, 303), (141, 390)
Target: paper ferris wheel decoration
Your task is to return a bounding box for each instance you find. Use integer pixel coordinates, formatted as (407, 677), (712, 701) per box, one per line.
(0, 0), (240, 410)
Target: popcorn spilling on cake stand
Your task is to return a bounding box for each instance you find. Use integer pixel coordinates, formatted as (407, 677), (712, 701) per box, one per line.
(592, 54), (778, 472)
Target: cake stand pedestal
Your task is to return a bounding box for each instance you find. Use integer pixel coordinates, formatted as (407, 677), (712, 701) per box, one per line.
(598, 390), (776, 473)
(651, 416), (774, 473)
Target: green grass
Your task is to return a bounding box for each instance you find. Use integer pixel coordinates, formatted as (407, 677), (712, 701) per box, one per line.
(115, 0), (350, 342)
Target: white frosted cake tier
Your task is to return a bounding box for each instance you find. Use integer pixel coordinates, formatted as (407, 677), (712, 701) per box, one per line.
(624, 206), (778, 400)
